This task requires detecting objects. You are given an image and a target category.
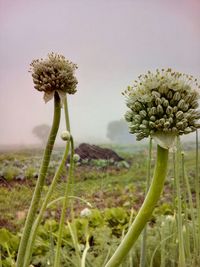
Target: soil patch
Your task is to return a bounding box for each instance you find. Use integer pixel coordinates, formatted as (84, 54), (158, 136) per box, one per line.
(73, 143), (124, 162)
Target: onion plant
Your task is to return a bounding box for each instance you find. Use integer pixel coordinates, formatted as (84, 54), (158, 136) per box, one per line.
(16, 53), (78, 267)
(105, 69), (200, 267)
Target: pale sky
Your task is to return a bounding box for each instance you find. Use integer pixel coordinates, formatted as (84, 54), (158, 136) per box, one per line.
(0, 0), (200, 145)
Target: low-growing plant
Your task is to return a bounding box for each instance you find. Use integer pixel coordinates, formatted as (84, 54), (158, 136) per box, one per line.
(24, 166), (37, 179)
(3, 166), (20, 181)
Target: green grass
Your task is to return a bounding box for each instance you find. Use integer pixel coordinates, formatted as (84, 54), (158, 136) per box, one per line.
(0, 142), (199, 266)
(0, 143), (197, 231)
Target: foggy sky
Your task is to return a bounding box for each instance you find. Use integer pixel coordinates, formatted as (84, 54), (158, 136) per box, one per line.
(0, 0), (200, 145)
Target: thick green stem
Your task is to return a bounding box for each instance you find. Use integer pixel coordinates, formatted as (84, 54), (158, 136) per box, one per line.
(16, 93), (61, 267)
(64, 95), (71, 132)
(105, 145), (169, 267)
(54, 137), (75, 267)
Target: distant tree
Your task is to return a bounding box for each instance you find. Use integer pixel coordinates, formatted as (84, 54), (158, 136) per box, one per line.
(106, 119), (135, 144)
(32, 124), (51, 144)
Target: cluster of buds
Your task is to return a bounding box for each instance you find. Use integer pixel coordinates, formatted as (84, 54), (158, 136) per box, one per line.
(30, 52), (78, 103)
(124, 69), (200, 146)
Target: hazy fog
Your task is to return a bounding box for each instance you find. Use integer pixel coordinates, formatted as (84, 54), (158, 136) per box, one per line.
(0, 0), (199, 146)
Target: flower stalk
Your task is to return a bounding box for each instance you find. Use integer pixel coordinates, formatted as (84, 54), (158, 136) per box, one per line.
(107, 69), (200, 266)
(16, 93), (61, 267)
(17, 53), (78, 267)
(105, 144), (169, 267)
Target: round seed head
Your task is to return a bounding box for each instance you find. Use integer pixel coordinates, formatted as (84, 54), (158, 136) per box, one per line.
(30, 52), (78, 103)
(124, 69), (200, 147)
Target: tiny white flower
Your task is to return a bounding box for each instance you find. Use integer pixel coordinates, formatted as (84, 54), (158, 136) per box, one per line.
(80, 208), (92, 217)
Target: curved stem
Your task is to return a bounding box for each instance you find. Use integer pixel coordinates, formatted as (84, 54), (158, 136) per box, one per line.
(105, 145), (169, 267)
(47, 196), (92, 209)
(54, 137), (75, 267)
(16, 93), (61, 267)
(81, 235), (90, 267)
(64, 95), (70, 132)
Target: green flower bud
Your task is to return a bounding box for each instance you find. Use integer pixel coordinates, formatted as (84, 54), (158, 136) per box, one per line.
(162, 98), (169, 107)
(125, 111), (133, 122)
(129, 124), (139, 131)
(173, 92), (181, 101)
(164, 121), (170, 128)
(169, 117), (173, 124)
(150, 116), (156, 121)
(177, 99), (185, 109)
(176, 111), (184, 120)
(176, 122), (184, 129)
(139, 110), (147, 118)
(73, 154), (80, 162)
(155, 98), (162, 105)
(168, 90), (173, 99)
(172, 127), (178, 132)
(142, 120), (149, 125)
(60, 131), (71, 141)
(149, 121), (155, 128)
(191, 100), (199, 109)
(139, 124), (147, 130)
(136, 133), (145, 140)
(134, 101), (143, 111)
(149, 107), (157, 115)
(182, 120), (188, 128)
(173, 106), (178, 113)
(182, 103), (189, 112)
(152, 91), (161, 98)
(184, 94), (192, 103)
(184, 127), (192, 133)
(195, 111), (200, 119)
(134, 114), (142, 123)
(159, 118), (165, 125)
(157, 105), (164, 114)
(190, 91), (198, 102)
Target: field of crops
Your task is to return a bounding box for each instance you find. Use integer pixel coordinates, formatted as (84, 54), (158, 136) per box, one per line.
(0, 142), (199, 267)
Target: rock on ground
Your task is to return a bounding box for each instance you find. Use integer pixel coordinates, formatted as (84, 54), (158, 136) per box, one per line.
(73, 143), (123, 162)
